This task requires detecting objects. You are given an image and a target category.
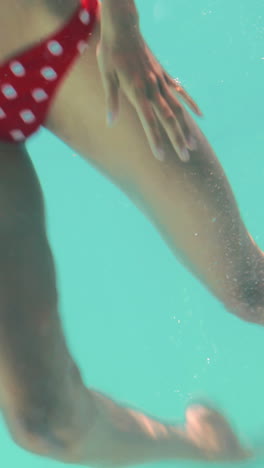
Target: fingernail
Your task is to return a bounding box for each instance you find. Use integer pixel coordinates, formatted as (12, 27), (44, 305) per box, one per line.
(187, 135), (197, 151)
(154, 148), (165, 161)
(180, 148), (190, 162)
(107, 112), (114, 127)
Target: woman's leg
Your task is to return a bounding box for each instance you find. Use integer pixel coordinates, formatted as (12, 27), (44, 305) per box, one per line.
(0, 141), (97, 462)
(46, 20), (264, 325)
(0, 142), (247, 464)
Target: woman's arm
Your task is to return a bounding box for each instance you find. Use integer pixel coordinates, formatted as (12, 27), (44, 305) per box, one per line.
(101, 0), (139, 31)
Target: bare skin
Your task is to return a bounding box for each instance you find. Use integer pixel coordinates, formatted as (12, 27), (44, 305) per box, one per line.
(0, 0), (260, 464)
(98, 0), (202, 162)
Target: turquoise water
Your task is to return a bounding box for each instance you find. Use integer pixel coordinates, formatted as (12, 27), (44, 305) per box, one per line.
(1, 0), (264, 466)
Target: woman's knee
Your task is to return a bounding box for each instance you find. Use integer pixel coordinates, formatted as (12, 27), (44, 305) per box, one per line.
(227, 293), (264, 325)
(6, 403), (82, 462)
(4, 371), (90, 464)
(223, 271), (264, 325)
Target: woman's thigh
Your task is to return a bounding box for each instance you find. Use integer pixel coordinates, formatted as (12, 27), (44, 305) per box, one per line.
(45, 18), (263, 321)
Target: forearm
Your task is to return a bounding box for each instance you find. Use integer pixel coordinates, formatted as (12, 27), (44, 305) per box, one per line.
(101, 0), (140, 35)
(102, 0), (138, 17)
(81, 389), (202, 466)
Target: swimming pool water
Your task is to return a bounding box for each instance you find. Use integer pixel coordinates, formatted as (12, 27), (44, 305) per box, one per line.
(2, 0), (263, 467)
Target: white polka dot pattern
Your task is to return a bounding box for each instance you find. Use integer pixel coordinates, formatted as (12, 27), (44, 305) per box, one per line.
(1, 84), (17, 99)
(10, 61), (26, 77)
(0, 108), (6, 119)
(10, 129), (25, 141)
(79, 9), (90, 25)
(77, 40), (88, 54)
(20, 110), (36, 124)
(32, 88), (49, 103)
(40, 66), (58, 81)
(0, 0), (98, 142)
(47, 40), (64, 56)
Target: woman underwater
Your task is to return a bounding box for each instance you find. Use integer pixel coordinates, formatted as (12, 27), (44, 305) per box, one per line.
(0, 0), (260, 464)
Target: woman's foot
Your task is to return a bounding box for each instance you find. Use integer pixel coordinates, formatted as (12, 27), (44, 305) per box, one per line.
(185, 405), (252, 462)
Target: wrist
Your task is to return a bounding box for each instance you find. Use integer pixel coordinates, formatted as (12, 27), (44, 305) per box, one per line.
(101, 0), (140, 34)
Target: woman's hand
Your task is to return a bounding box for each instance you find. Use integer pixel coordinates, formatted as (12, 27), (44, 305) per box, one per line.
(97, 0), (202, 162)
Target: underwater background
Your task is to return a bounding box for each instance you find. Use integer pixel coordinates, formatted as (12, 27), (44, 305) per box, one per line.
(1, 0), (263, 467)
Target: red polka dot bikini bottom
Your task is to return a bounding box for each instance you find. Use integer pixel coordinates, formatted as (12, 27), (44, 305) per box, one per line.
(0, 0), (98, 143)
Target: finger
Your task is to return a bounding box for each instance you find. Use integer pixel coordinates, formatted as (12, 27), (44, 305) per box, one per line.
(160, 83), (197, 151)
(96, 48), (120, 125)
(104, 72), (120, 126)
(153, 93), (190, 162)
(164, 75), (203, 117)
(133, 93), (165, 161)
